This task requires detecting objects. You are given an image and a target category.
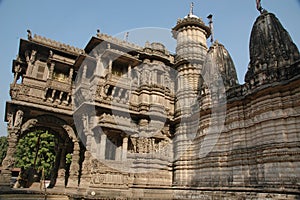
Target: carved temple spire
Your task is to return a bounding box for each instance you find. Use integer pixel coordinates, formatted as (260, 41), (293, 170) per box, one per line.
(245, 11), (300, 85)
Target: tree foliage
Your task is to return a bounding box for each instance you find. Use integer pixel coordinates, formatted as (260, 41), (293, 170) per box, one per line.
(0, 136), (8, 165)
(15, 130), (57, 179)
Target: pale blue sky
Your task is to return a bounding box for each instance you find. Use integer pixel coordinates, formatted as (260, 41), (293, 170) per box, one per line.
(0, 0), (299, 136)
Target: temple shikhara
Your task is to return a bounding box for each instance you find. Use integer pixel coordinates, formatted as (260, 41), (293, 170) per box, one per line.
(1, 2), (300, 200)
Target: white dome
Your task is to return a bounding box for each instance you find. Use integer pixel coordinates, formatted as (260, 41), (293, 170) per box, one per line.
(184, 14), (199, 19)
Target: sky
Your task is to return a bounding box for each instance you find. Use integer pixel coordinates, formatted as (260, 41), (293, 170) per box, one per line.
(0, 0), (299, 137)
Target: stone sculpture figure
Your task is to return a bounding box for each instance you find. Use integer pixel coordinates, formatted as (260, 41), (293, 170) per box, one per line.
(14, 110), (24, 128)
(7, 113), (13, 129)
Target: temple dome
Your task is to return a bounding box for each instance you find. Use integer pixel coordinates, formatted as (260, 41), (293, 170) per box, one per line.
(203, 41), (239, 90)
(184, 14), (199, 19)
(245, 11), (300, 83)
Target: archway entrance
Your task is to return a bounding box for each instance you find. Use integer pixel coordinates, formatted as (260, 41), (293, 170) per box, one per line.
(13, 127), (74, 188)
(1, 112), (81, 189)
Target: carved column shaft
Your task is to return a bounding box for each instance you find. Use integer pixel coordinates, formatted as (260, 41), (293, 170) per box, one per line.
(1, 129), (19, 170)
(108, 59), (112, 73)
(128, 64), (132, 78)
(0, 109), (23, 187)
(69, 67), (73, 83)
(82, 64), (87, 83)
(99, 133), (107, 159)
(49, 62), (55, 79)
(49, 144), (62, 188)
(122, 137), (128, 160)
(55, 143), (67, 187)
(67, 141), (80, 188)
(0, 131), (18, 187)
(79, 118), (92, 188)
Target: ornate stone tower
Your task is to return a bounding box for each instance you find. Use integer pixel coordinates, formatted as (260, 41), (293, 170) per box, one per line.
(172, 6), (211, 185)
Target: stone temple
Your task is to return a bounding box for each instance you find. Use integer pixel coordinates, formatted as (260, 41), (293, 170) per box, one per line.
(1, 5), (300, 200)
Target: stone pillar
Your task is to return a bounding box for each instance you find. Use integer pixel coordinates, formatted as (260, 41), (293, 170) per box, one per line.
(49, 62), (55, 79)
(67, 141), (80, 188)
(99, 133), (107, 159)
(108, 59), (112, 74)
(128, 64), (132, 78)
(0, 110), (23, 189)
(122, 137), (128, 161)
(79, 116), (92, 189)
(116, 145), (122, 161)
(81, 64), (88, 84)
(69, 67), (73, 83)
(49, 144), (62, 188)
(0, 129), (19, 189)
(55, 142), (67, 187)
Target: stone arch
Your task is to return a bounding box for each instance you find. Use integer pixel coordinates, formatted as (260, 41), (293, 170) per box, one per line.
(12, 115), (80, 189)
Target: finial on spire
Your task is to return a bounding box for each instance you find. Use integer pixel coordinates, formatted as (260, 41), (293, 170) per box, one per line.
(96, 29), (101, 37)
(189, 2), (194, 16)
(27, 29), (32, 40)
(207, 14), (214, 43)
(124, 32), (129, 41)
(256, 0), (263, 14)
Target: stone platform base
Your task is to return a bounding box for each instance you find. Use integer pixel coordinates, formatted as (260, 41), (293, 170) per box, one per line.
(0, 187), (299, 200)
(0, 194), (69, 200)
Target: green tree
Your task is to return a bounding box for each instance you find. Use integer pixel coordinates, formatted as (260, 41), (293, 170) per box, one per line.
(15, 130), (57, 179)
(0, 136), (8, 165)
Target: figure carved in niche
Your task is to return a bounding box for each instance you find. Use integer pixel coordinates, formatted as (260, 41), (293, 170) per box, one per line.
(82, 114), (89, 131)
(14, 110), (24, 128)
(7, 113), (13, 129)
(49, 50), (53, 58)
(25, 49), (37, 75)
(130, 137), (137, 153)
(26, 50), (37, 64)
